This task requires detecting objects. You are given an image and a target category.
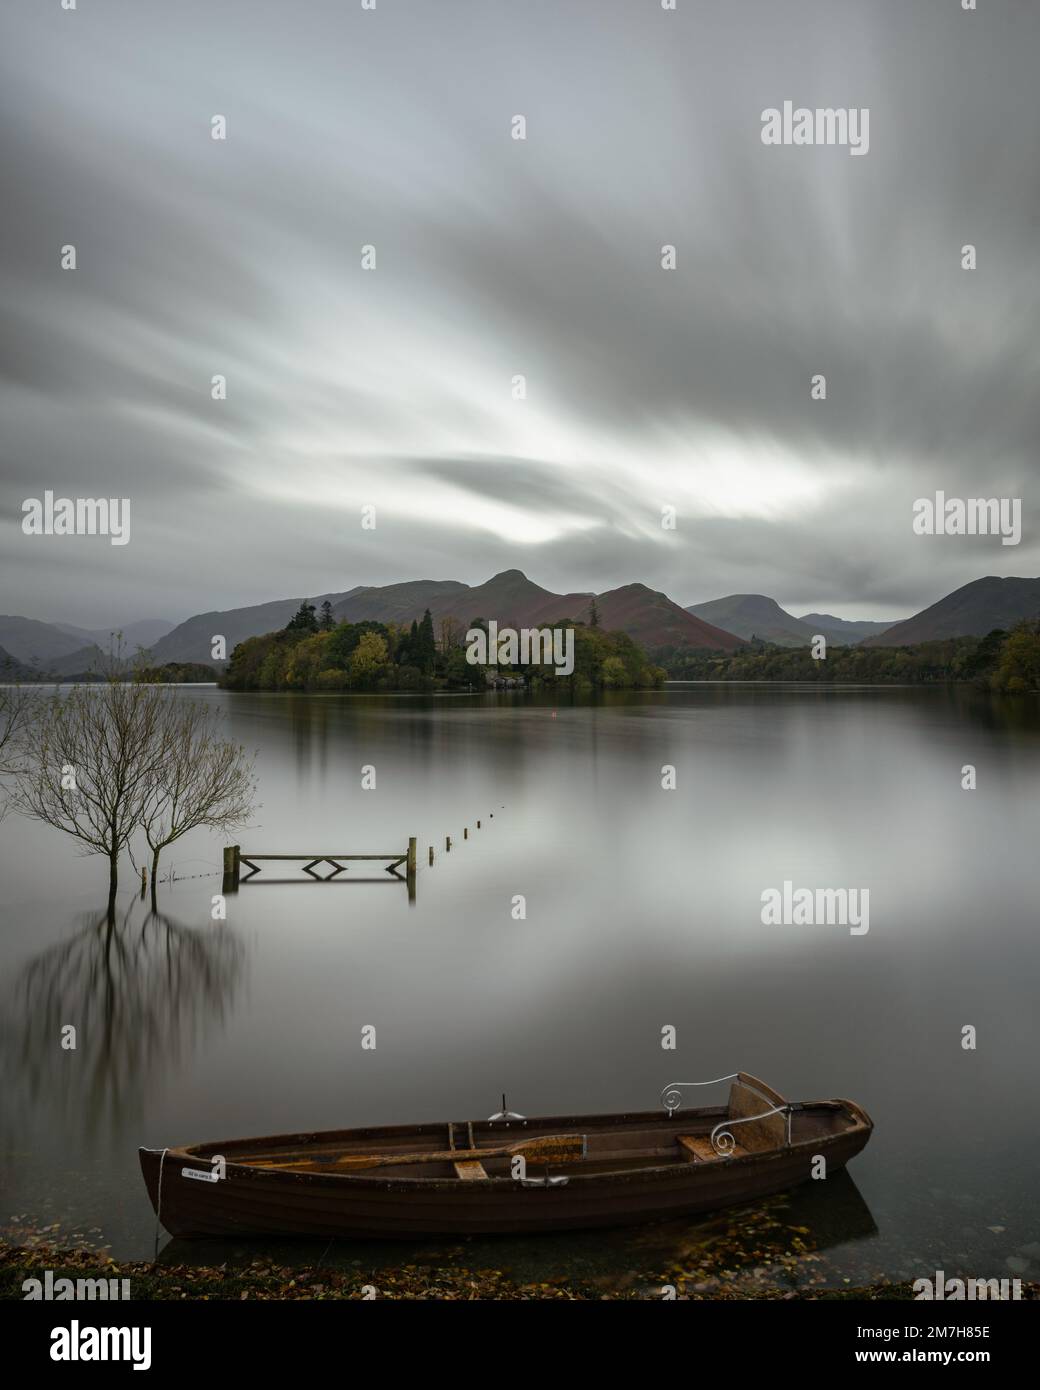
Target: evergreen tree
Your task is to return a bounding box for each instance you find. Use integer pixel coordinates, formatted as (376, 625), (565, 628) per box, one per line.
(589, 597), (601, 628)
(417, 609), (436, 668)
(285, 601), (318, 633)
(319, 600), (335, 631)
(398, 618), (419, 666)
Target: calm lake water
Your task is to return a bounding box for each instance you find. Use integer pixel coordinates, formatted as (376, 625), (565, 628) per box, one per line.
(2, 684), (1038, 1292)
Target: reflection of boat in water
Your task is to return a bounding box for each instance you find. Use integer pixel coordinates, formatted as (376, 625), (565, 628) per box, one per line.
(140, 1072), (872, 1240)
(770, 1162), (878, 1247)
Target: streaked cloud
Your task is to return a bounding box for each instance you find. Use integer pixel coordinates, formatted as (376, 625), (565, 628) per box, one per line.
(0, 0), (1037, 626)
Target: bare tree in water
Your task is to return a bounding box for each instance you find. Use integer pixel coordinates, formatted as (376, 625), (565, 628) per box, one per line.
(13, 676), (168, 908)
(0, 679), (34, 823)
(137, 699), (257, 901)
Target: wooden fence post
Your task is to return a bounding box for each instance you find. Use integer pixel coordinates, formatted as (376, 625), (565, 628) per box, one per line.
(223, 845), (240, 892)
(406, 837), (417, 906)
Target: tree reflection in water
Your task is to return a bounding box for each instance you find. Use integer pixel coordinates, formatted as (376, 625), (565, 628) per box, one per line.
(1, 899), (244, 1143)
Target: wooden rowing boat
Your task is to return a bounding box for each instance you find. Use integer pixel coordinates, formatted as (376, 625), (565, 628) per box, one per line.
(139, 1073), (872, 1239)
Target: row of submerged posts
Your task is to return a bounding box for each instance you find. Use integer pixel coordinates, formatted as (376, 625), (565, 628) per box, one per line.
(221, 811), (496, 906)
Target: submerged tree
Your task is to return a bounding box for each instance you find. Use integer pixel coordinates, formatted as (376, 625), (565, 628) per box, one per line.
(0, 685), (31, 767)
(13, 677), (168, 906)
(0, 681), (33, 823)
(137, 700), (257, 900)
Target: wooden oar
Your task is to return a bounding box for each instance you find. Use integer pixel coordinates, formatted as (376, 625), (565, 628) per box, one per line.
(257, 1134), (586, 1172)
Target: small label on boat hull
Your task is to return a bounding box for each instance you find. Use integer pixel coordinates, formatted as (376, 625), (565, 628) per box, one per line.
(181, 1167), (220, 1182)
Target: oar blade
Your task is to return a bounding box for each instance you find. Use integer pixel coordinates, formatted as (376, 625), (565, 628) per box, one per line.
(514, 1134), (587, 1165)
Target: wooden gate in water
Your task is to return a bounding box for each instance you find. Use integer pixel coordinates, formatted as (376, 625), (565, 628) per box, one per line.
(223, 839), (417, 902)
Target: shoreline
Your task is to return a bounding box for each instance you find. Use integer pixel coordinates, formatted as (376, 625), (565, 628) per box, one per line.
(4, 1242), (1037, 1302)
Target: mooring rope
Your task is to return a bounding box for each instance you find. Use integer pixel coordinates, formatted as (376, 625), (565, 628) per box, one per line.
(152, 1147), (168, 1263)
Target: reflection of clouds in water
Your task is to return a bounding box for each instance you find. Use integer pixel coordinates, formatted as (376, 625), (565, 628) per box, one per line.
(0, 899), (245, 1145)
(0, 686), (1037, 1274)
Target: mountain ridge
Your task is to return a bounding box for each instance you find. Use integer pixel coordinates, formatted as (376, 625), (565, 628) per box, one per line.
(860, 576), (1040, 647)
(7, 572), (1038, 670)
(798, 613), (897, 644)
(685, 593), (813, 647)
(336, 570), (742, 652)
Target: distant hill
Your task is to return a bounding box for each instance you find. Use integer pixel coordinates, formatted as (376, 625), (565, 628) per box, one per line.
(336, 570), (742, 651)
(6, 573), (739, 669)
(798, 613), (897, 645)
(12, 573), (1035, 667)
(430, 569), (594, 628)
(0, 644), (41, 680)
(0, 615), (99, 666)
(147, 589), (367, 665)
(686, 596), (896, 647)
(334, 580), (470, 626)
(860, 576), (1040, 647)
(686, 594), (815, 647)
(0, 642), (120, 681)
(0, 615), (176, 672)
(335, 570), (593, 629)
(590, 584), (742, 650)
(43, 644), (112, 678)
(53, 617), (175, 650)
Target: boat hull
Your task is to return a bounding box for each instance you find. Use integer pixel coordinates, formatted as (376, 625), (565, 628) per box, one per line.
(140, 1099), (872, 1240)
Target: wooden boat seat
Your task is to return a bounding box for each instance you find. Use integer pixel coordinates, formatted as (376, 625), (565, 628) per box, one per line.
(454, 1160), (489, 1181)
(676, 1134), (747, 1163)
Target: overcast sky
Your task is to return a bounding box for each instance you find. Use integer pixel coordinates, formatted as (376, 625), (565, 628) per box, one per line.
(1, 0), (1037, 627)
